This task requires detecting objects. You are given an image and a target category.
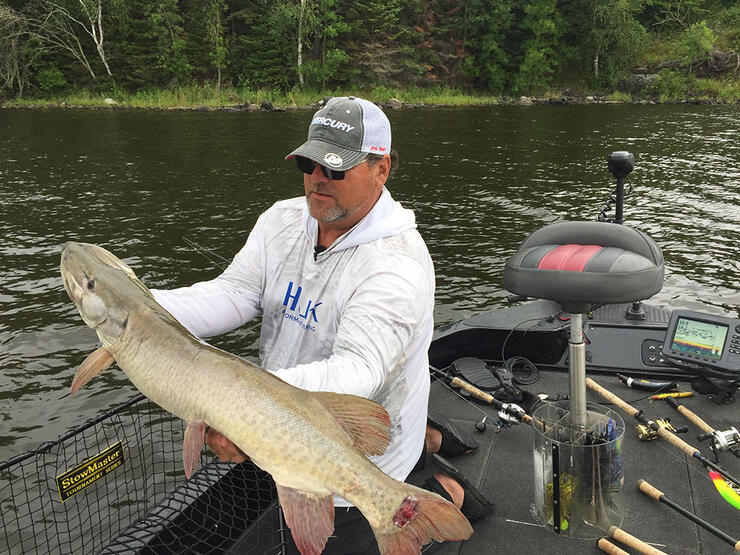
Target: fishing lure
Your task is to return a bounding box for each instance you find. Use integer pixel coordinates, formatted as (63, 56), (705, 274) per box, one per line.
(709, 470), (740, 510)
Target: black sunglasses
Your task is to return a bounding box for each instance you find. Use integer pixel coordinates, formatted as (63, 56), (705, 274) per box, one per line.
(295, 156), (346, 180)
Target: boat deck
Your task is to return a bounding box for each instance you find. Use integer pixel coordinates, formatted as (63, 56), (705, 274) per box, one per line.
(407, 371), (740, 554)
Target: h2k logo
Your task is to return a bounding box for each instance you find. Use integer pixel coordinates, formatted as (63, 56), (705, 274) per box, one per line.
(282, 281), (322, 327)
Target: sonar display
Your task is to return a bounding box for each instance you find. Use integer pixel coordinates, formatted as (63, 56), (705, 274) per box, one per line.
(671, 317), (728, 359)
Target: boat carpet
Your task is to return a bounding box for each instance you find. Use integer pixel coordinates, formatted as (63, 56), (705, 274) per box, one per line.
(407, 371), (740, 554)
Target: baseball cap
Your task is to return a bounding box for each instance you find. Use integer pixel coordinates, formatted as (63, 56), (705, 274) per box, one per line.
(285, 96), (391, 172)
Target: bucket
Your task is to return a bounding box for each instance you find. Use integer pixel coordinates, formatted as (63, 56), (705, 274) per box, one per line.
(532, 401), (625, 538)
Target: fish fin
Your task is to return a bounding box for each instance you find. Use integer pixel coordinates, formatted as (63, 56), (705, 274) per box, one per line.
(183, 420), (206, 479)
(372, 484), (473, 555)
(70, 347), (115, 395)
(276, 485), (334, 555)
(311, 391), (391, 456)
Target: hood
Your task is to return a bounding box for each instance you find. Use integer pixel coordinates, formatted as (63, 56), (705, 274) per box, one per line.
(301, 188), (417, 252)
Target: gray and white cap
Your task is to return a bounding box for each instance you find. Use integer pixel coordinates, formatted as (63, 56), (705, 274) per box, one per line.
(286, 96), (391, 171)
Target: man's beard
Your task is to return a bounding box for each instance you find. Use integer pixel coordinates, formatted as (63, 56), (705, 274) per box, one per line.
(307, 196), (354, 224)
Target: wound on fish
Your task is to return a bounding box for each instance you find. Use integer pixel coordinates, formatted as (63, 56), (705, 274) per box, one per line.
(392, 496), (418, 528)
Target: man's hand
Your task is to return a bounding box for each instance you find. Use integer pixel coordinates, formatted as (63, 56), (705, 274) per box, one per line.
(205, 428), (250, 463)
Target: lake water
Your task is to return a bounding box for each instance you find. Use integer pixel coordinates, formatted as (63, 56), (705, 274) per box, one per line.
(1, 104), (738, 462)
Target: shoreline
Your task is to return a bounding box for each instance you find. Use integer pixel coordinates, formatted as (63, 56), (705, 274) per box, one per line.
(3, 94), (739, 112)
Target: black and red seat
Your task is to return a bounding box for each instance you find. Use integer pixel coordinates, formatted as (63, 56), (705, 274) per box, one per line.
(503, 220), (664, 313)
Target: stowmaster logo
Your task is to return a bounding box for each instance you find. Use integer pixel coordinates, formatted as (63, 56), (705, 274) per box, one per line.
(282, 281), (321, 332)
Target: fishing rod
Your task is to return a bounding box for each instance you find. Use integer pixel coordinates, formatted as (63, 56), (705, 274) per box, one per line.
(665, 396), (740, 458)
(597, 538), (629, 555)
(429, 366), (532, 427)
(606, 526), (666, 555)
(585, 378), (740, 496)
(638, 479), (740, 550)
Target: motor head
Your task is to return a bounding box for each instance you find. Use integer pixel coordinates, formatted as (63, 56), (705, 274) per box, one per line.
(607, 151), (635, 180)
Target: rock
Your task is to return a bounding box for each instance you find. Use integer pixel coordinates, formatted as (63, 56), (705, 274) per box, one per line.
(103, 98), (117, 105)
(518, 96), (533, 105)
(247, 103), (260, 112)
(387, 98), (403, 110)
(618, 74), (658, 95)
(260, 100), (273, 111)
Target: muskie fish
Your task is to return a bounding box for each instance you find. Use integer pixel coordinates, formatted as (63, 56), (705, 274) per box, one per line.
(60, 242), (473, 554)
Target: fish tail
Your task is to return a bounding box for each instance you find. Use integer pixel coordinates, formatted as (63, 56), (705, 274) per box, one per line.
(373, 484), (473, 554)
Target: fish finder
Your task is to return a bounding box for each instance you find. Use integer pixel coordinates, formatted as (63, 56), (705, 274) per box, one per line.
(662, 309), (740, 375)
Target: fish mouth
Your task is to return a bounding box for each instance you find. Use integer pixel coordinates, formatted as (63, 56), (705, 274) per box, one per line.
(60, 243), (88, 304)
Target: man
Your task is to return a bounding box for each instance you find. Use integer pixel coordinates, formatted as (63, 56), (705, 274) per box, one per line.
(152, 96), (490, 553)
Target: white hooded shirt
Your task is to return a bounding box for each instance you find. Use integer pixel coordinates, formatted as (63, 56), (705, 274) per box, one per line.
(152, 188), (435, 506)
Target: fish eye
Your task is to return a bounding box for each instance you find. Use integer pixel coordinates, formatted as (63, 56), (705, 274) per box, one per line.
(87, 279), (96, 290)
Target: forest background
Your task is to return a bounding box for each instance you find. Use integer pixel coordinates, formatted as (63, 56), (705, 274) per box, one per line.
(1, 0), (739, 107)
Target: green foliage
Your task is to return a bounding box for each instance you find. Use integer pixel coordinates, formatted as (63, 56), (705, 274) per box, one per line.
(566, 0), (648, 86)
(462, 0), (514, 92)
(204, 0), (228, 87)
(678, 21), (715, 63)
(5, 0), (739, 100)
(712, 4), (740, 50)
(693, 77), (740, 102)
(514, 0), (563, 94)
(608, 90), (632, 101)
(145, 0), (191, 83)
(35, 66), (68, 93)
(644, 68), (688, 101)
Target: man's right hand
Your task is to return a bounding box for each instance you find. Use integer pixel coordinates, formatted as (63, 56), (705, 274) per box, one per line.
(205, 428), (250, 463)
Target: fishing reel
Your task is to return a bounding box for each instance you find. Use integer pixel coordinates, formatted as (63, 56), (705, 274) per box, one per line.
(698, 427), (740, 459)
(636, 418), (688, 441)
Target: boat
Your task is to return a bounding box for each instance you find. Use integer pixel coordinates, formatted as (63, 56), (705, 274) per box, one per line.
(1, 152), (738, 555)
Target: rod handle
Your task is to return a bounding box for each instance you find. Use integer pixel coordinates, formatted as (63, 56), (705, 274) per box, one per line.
(586, 378), (639, 417)
(656, 426), (700, 457)
(597, 537), (629, 555)
(637, 479), (664, 501)
(674, 405), (715, 434)
(449, 377), (494, 403)
(608, 526), (667, 555)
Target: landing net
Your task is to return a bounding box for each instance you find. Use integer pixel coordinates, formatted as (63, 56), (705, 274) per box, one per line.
(0, 394), (282, 554)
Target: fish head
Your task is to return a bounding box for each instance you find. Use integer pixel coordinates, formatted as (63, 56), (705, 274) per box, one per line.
(61, 242), (141, 348)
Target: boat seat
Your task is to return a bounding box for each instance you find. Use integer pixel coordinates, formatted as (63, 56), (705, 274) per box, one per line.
(503, 221), (664, 313)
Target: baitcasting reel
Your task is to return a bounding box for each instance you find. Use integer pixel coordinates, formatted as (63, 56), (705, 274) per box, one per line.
(698, 427), (740, 459)
(636, 418), (688, 441)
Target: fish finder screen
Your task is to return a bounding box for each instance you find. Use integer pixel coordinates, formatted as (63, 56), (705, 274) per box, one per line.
(671, 317), (728, 360)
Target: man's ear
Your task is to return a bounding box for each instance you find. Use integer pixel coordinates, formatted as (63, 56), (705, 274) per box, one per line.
(375, 154), (391, 186)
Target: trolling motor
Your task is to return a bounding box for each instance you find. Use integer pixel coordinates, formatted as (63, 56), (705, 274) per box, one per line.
(602, 151), (635, 226)
(597, 152), (649, 321)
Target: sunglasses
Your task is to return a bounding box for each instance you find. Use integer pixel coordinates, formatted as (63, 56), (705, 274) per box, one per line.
(295, 156), (348, 180)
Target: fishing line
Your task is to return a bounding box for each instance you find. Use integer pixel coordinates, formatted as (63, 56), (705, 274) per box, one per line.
(429, 365), (493, 420)
(499, 315), (557, 362)
(183, 236), (229, 270)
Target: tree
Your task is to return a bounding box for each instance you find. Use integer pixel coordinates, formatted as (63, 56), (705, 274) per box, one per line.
(564, 0), (647, 84)
(204, 0), (227, 91)
(146, 0), (190, 83)
(75, 0), (112, 75)
(461, 0), (515, 91)
(514, 0), (563, 94)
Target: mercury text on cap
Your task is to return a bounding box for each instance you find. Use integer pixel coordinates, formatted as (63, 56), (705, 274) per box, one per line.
(312, 117), (355, 133)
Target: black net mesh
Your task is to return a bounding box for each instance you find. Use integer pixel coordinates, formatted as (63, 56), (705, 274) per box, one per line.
(0, 394), (283, 554)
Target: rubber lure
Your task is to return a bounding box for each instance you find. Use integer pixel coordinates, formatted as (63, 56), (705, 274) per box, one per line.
(709, 470), (740, 510)
(616, 373), (677, 392)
